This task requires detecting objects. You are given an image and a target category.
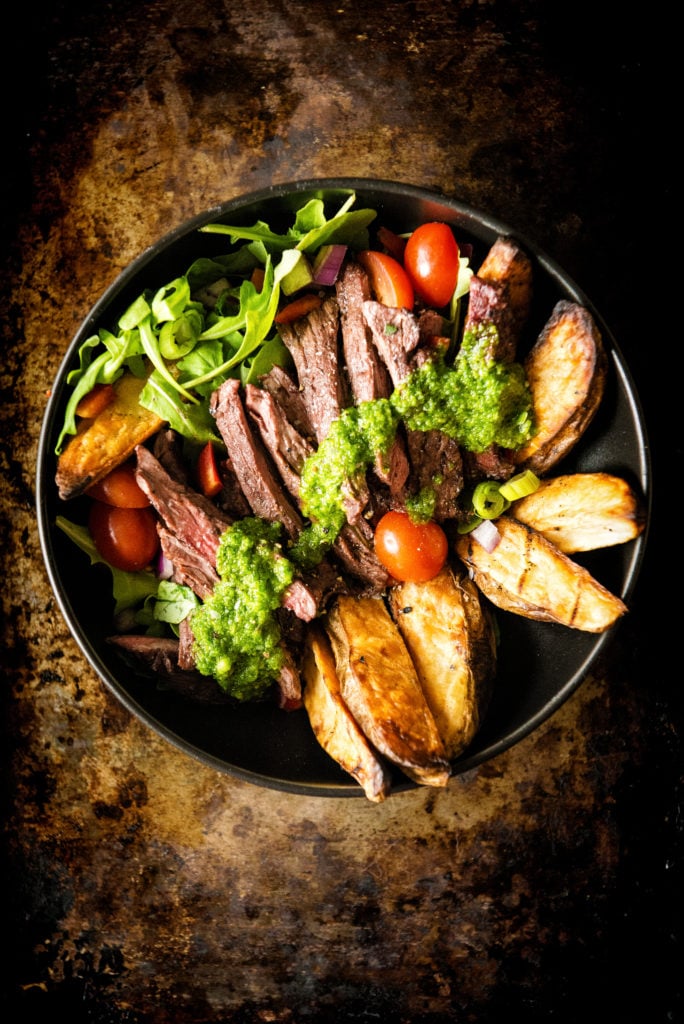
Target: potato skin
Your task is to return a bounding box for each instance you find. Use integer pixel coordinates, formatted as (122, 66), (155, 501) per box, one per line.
(454, 516), (627, 633)
(388, 566), (496, 760)
(56, 373), (164, 500)
(513, 301), (607, 475)
(324, 595), (451, 787)
(302, 627), (392, 802)
(511, 472), (646, 553)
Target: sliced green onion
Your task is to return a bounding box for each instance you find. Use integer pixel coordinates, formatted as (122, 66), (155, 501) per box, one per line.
(472, 481), (509, 519)
(499, 470), (540, 502)
(457, 514), (483, 535)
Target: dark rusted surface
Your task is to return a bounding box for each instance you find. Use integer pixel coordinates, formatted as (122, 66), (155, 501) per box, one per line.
(1, 2), (677, 1022)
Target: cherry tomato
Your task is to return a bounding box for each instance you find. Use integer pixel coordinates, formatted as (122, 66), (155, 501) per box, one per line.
(374, 510), (448, 583)
(196, 441), (224, 497)
(404, 222), (460, 308)
(88, 501), (159, 572)
(86, 461), (150, 508)
(357, 250), (414, 309)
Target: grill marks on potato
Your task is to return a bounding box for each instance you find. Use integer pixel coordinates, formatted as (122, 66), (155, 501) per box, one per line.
(511, 472), (645, 553)
(454, 517), (627, 633)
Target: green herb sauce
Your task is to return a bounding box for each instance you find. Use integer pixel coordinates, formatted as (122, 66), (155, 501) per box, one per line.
(191, 517), (295, 700)
(392, 323), (535, 453)
(292, 398), (400, 565)
(296, 322), (534, 546)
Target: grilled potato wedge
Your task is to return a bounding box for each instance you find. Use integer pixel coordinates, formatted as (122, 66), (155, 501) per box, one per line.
(302, 626), (392, 802)
(388, 566), (496, 760)
(511, 473), (646, 553)
(56, 373), (163, 500)
(513, 301), (607, 474)
(454, 516), (627, 632)
(465, 235), (534, 360)
(324, 595), (451, 787)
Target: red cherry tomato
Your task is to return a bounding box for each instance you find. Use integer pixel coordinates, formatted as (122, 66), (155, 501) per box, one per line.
(196, 441), (224, 497)
(88, 501), (159, 572)
(404, 222), (460, 308)
(374, 510), (448, 583)
(86, 460), (150, 508)
(357, 250), (414, 309)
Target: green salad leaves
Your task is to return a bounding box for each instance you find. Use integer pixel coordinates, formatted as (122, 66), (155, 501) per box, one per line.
(55, 194), (376, 455)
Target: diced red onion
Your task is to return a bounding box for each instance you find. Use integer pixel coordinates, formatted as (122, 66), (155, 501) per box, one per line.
(156, 550), (174, 579)
(312, 244), (347, 286)
(471, 519), (501, 552)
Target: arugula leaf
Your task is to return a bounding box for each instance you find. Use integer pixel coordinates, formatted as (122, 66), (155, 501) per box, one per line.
(139, 372), (222, 444)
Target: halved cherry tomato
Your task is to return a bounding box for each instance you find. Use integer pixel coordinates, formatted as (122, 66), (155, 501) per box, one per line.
(196, 441), (223, 497)
(75, 383), (115, 419)
(274, 292), (324, 325)
(88, 501), (159, 572)
(404, 222), (460, 308)
(357, 250), (414, 309)
(86, 461), (150, 508)
(374, 510), (448, 583)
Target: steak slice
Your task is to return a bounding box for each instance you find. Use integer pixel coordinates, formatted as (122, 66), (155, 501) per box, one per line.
(337, 261), (409, 496)
(337, 260), (392, 403)
(278, 295), (347, 443)
(245, 382), (314, 499)
(210, 378), (303, 541)
(405, 429), (464, 522)
(135, 443), (232, 566)
(362, 301), (421, 388)
(259, 364), (314, 440)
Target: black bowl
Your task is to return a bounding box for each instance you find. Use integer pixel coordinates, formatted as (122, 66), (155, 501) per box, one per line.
(36, 178), (651, 797)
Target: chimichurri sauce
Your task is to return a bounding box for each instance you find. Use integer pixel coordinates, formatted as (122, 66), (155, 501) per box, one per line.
(191, 517), (295, 700)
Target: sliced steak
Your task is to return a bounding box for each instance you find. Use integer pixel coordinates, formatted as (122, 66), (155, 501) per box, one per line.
(333, 519), (392, 593)
(210, 378), (303, 540)
(338, 262), (409, 496)
(135, 443), (232, 566)
(463, 275), (519, 362)
(259, 363), (314, 439)
(362, 301), (422, 387)
(245, 382), (314, 499)
(337, 260), (392, 403)
(405, 429), (464, 522)
(278, 295), (347, 443)
(107, 635), (231, 703)
(157, 526), (219, 601)
(153, 428), (189, 484)
(463, 445), (516, 482)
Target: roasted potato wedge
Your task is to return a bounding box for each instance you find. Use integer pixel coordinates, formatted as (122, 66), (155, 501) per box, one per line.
(454, 516), (627, 632)
(511, 473), (646, 553)
(388, 566), (496, 760)
(302, 626), (392, 802)
(56, 373), (163, 500)
(513, 301), (607, 475)
(324, 595), (451, 787)
(464, 236), (534, 360)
